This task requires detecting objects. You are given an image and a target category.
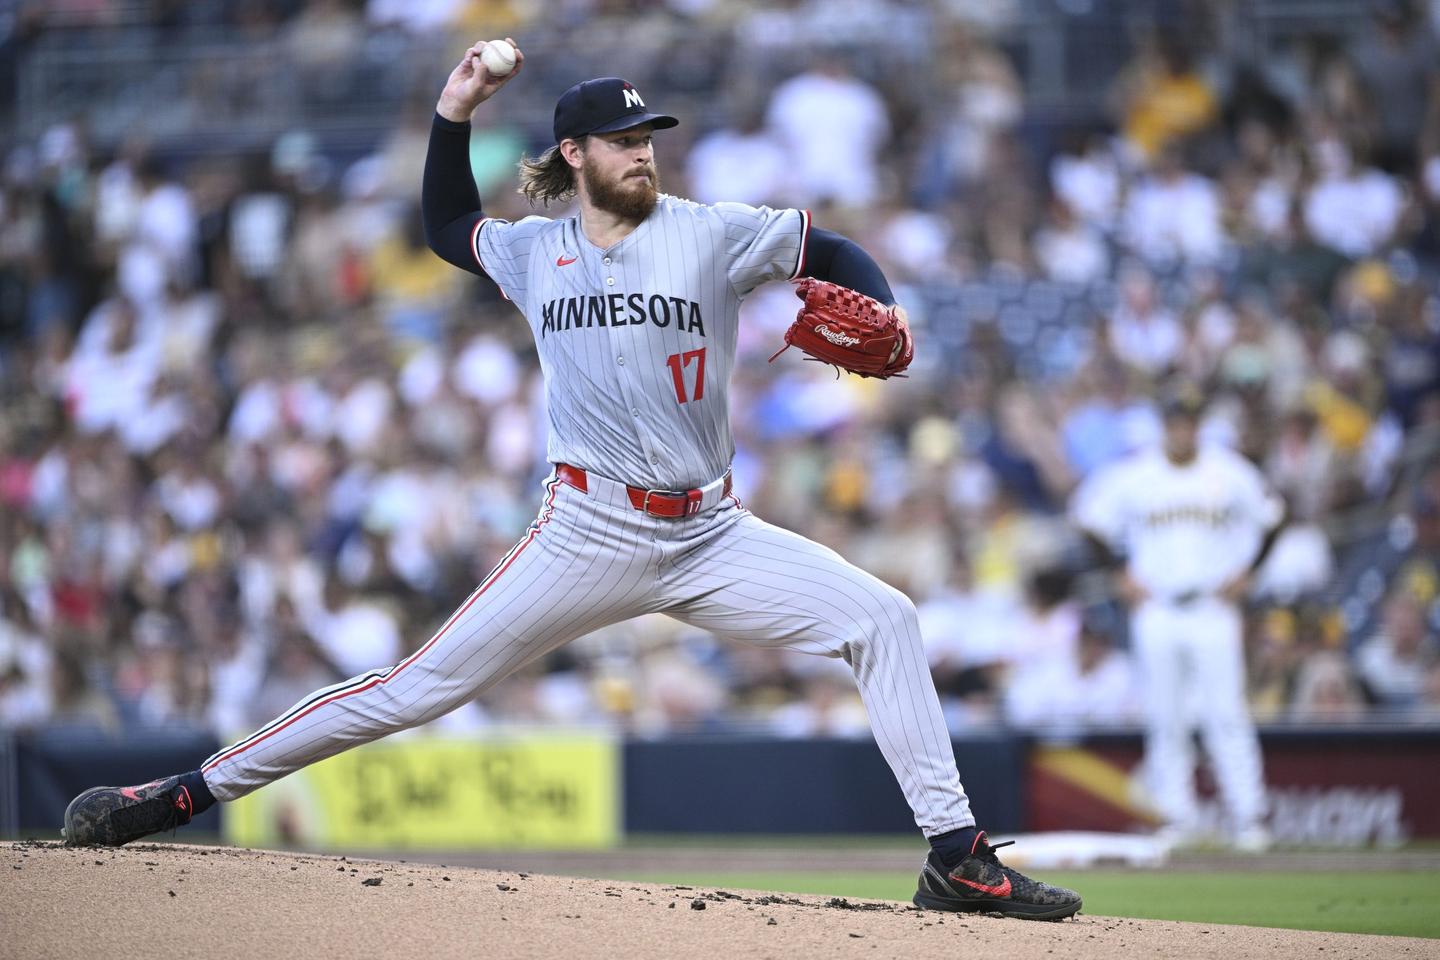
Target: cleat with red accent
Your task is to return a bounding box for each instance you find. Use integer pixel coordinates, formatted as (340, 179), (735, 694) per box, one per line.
(62, 776), (195, 847)
(913, 832), (1082, 920)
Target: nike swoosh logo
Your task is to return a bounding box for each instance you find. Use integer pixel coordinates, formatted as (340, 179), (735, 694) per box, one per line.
(953, 874), (1011, 898)
(556, 255), (577, 266)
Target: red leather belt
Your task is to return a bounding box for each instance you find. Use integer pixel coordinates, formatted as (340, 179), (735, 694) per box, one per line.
(556, 463), (731, 519)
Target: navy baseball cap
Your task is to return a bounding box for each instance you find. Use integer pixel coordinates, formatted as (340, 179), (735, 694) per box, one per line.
(553, 78), (678, 143)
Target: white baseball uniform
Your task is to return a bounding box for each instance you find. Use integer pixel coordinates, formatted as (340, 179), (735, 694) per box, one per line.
(1072, 443), (1282, 834)
(201, 195), (976, 839)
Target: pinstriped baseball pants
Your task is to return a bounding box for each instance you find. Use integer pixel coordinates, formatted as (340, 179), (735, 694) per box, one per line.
(202, 469), (976, 838)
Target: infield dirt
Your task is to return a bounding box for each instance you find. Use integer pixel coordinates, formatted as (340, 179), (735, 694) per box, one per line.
(2, 841), (1436, 960)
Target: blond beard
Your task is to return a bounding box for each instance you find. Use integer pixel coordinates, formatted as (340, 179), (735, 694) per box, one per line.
(581, 154), (659, 221)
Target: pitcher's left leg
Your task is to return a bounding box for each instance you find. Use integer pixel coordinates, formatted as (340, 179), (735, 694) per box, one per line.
(661, 508), (972, 836)
(658, 504), (1080, 919)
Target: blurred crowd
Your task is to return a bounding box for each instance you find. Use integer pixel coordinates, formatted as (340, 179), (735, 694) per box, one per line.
(3, 0), (1440, 741)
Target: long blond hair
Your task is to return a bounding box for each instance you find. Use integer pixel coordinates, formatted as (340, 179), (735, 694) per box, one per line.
(517, 144), (577, 206)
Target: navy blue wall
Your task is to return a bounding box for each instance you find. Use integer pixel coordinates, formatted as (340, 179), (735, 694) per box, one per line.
(621, 734), (1025, 835)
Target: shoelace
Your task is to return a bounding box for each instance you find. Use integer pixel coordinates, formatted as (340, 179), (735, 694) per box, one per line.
(972, 838), (1016, 865)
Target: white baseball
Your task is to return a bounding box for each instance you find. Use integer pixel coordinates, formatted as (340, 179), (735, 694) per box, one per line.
(480, 40), (516, 78)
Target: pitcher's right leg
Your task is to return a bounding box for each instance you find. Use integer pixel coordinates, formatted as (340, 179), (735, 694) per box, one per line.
(65, 476), (663, 845)
(200, 477), (659, 801)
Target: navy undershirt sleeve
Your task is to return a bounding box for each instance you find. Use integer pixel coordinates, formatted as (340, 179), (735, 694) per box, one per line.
(422, 113), (487, 276)
(799, 227), (896, 306)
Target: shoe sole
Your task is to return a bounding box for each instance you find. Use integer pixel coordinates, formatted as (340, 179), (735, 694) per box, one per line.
(61, 786), (116, 846)
(913, 890), (1082, 921)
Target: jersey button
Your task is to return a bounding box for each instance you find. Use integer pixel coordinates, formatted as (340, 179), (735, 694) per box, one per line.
(603, 257), (612, 265)
(617, 356), (626, 365)
(606, 277), (615, 286)
(650, 456), (659, 464)
(632, 408), (640, 417)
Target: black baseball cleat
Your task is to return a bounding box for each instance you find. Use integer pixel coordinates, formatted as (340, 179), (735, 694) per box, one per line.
(913, 832), (1082, 920)
(62, 775), (195, 846)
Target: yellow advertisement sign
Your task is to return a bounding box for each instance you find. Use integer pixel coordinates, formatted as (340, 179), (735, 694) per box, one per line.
(223, 732), (619, 850)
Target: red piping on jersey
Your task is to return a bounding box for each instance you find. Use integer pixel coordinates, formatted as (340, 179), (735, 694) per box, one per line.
(789, 209), (812, 280)
(202, 477), (563, 774)
(468, 216), (511, 302)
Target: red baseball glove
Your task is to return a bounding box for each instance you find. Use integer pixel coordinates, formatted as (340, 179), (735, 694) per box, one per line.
(771, 278), (914, 379)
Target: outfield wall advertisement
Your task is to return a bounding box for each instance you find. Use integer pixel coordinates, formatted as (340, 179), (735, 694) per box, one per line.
(223, 731), (620, 850)
(1027, 729), (1440, 844)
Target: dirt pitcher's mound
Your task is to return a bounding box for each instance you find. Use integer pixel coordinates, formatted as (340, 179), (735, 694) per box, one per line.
(1, 842), (1434, 960)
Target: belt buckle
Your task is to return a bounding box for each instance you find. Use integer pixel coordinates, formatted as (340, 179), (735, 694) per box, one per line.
(642, 488), (677, 517)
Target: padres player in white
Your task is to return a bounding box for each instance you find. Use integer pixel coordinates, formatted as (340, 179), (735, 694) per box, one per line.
(1072, 388), (1283, 851)
(62, 41), (1080, 919)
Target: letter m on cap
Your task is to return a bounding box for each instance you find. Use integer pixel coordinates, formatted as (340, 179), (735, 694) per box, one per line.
(623, 87), (645, 109)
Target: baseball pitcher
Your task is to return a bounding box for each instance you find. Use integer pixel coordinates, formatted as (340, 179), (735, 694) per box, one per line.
(62, 40), (1079, 919)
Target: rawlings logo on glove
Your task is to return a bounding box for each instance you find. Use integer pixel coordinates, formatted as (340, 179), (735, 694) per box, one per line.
(770, 278), (914, 379)
(815, 324), (861, 347)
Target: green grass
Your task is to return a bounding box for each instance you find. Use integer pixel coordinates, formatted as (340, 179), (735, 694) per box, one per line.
(609, 869), (1440, 939)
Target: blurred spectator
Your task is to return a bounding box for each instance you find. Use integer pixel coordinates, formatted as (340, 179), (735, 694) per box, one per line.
(1356, 588), (1438, 708)
(1265, 407), (1338, 520)
(876, 209), (955, 283)
(1107, 265), (1184, 375)
(1123, 143), (1225, 264)
(1253, 520), (1335, 605)
(286, 0), (365, 76)
(305, 575), (403, 679)
(123, 156), (198, 307)
(1060, 361), (1161, 477)
(63, 296), (164, 437)
(1380, 289), (1440, 429)
(368, 204), (466, 341)
(1033, 198), (1109, 284)
(1050, 131), (1122, 235)
(1290, 650), (1368, 721)
(1302, 140), (1405, 259)
(917, 556), (1021, 698)
(912, 27), (1022, 209)
(249, 603), (343, 728)
(46, 648), (120, 733)
(367, 0), (462, 34)
(1248, 607), (1306, 720)
(632, 643), (731, 735)
(204, 620), (267, 738)
(1348, 1), (1439, 175)
(1005, 610), (1140, 731)
(770, 668), (871, 738)
(1114, 33), (1218, 162)
(0, 595), (50, 729)
(978, 384), (1073, 513)
(766, 55), (890, 208)
(686, 108), (790, 206)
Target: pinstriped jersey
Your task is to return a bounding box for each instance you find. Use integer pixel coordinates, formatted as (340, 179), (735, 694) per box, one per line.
(471, 195), (810, 489)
